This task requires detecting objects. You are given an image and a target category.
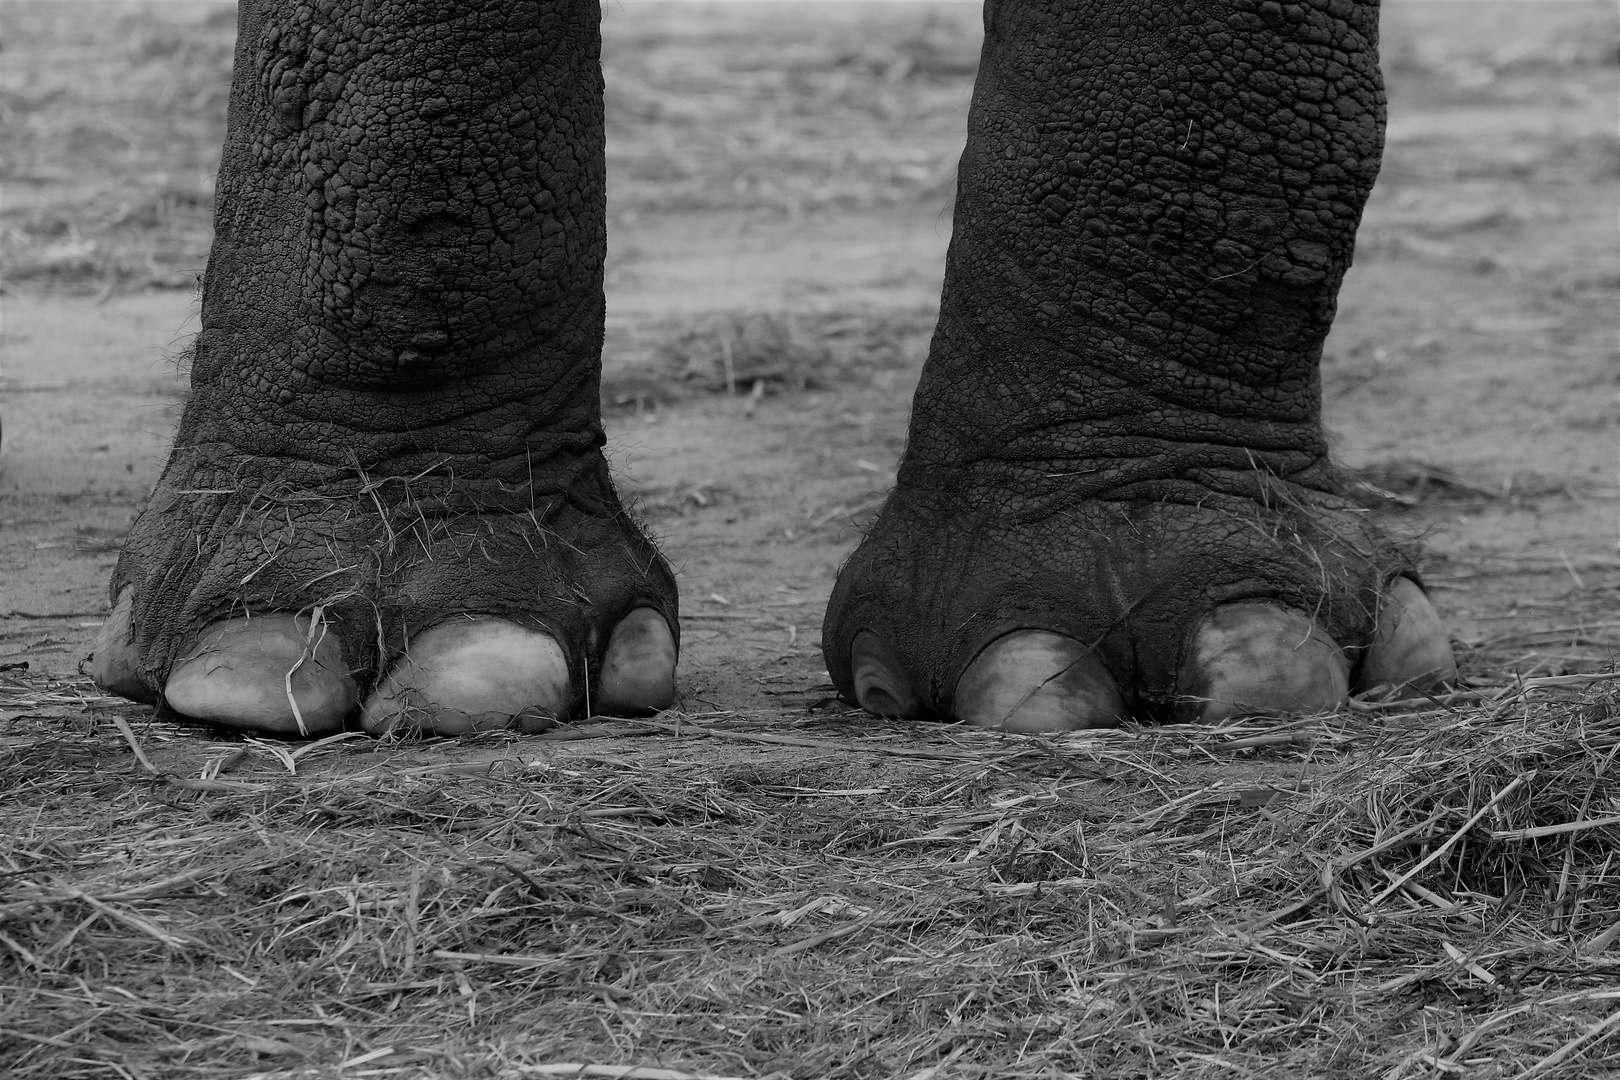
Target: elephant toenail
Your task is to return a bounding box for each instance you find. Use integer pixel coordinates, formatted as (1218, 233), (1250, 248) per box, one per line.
(1357, 577), (1457, 697)
(850, 630), (922, 718)
(164, 613), (357, 735)
(954, 630), (1126, 731)
(596, 607), (677, 716)
(90, 586), (156, 704)
(360, 618), (571, 736)
(1179, 604), (1349, 724)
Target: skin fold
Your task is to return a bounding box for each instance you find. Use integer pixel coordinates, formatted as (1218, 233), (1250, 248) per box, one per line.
(93, 0), (1453, 735)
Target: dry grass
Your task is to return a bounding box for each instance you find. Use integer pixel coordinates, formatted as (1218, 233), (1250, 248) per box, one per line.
(5, 668), (1620, 1077)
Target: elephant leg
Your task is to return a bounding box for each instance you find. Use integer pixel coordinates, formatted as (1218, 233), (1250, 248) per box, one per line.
(91, 0), (676, 735)
(823, 0), (1455, 728)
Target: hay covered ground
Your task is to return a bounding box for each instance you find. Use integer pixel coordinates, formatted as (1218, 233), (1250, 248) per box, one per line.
(2, 1), (1619, 1076)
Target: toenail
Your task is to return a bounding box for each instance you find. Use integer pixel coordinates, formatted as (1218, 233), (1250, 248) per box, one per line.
(360, 618), (572, 736)
(954, 630), (1126, 731)
(596, 607), (677, 716)
(1179, 604), (1349, 723)
(850, 630), (921, 718)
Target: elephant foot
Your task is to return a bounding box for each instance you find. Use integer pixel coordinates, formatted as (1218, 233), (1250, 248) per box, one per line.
(92, 451), (679, 737)
(825, 486), (1457, 730)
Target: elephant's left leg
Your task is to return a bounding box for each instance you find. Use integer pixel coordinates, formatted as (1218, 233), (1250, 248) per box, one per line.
(92, 0), (676, 735)
(823, 0), (1455, 729)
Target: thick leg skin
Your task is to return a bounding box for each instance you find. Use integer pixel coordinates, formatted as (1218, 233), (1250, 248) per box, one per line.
(824, 0), (1454, 725)
(94, 0), (677, 733)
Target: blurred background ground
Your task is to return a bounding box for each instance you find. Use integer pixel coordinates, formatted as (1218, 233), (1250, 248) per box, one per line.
(1, 3), (1619, 1076)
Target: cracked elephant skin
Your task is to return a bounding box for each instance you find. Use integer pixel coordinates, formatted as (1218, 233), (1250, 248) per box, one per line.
(94, 0), (1454, 736)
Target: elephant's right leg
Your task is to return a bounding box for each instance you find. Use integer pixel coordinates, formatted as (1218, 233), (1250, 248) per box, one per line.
(91, 0), (677, 736)
(822, 0), (1456, 729)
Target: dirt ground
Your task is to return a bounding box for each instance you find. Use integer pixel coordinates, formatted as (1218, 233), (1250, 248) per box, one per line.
(1, 2), (1618, 1076)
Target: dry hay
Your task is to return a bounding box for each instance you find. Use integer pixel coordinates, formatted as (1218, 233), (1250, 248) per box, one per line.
(4, 666), (1620, 1077)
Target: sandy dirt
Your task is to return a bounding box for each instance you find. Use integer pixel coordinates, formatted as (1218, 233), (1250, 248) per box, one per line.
(3, 0), (1617, 726)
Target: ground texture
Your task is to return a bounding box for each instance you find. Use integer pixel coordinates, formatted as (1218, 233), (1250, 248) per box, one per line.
(2, 2), (1619, 1077)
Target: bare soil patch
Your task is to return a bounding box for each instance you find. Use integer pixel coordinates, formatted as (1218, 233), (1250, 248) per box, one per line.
(2, 2), (1618, 1076)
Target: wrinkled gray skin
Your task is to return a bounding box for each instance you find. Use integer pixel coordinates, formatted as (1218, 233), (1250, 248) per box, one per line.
(828, 0), (1415, 722)
(96, 0), (1441, 732)
(101, 0), (672, 725)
